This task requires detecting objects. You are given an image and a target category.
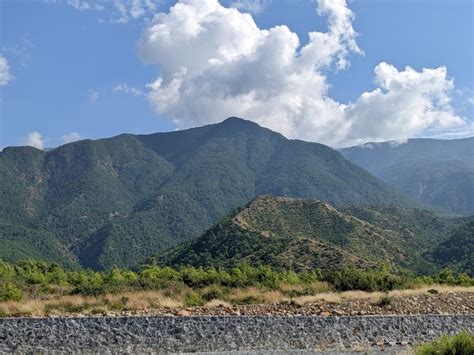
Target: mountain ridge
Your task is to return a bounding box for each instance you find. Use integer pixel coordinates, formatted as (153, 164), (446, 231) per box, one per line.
(159, 195), (469, 273)
(0, 118), (423, 269)
(341, 137), (474, 214)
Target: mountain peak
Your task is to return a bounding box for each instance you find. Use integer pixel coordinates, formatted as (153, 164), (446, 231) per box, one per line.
(222, 116), (252, 124)
(213, 117), (286, 140)
(219, 116), (265, 130)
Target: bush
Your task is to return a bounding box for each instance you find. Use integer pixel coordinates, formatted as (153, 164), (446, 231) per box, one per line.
(0, 283), (23, 301)
(184, 291), (204, 306)
(327, 266), (407, 292)
(201, 285), (225, 301)
(416, 332), (474, 355)
(71, 272), (106, 296)
(377, 294), (393, 307)
(233, 295), (264, 305)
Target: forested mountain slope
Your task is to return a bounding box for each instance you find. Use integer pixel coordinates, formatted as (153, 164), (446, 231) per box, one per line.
(341, 137), (474, 214)
(160, 196), (467, 274)
(0, 117), (415, 269)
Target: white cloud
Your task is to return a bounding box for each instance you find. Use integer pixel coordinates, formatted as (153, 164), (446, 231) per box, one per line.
(47, 0), (162, 23)
(137, 0), (359, 145)
(24, 132), (45, 150)
(114, 83), (144, 96)
(137, 0), (468, 147)
(67, 0), (104, 11)
(0, 54), (14, 86)
(107, 0), (162, 23)
(2, 37), (34, 69)
(229, 0), (270, 14)
(62, 132), (82, 143)
(343, 63), (466, 146)
(88, 89), (99, 103)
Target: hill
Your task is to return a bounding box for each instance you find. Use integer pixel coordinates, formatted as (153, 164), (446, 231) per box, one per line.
(428, 219), (474, 275)
(340, 137), (474, 215)
(159, 196), (464, 273)
(0, 118), (414, 269)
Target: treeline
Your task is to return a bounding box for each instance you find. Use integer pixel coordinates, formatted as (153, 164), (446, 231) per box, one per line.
(1, 259), (473, 302)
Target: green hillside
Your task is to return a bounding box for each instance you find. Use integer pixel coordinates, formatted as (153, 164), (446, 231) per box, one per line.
(340, 137), (474, 215)
(428, 219), (474, 275)
(160, 196), (462, 273)
(0, 221), (78, 268)
(0, 118), (415, 270)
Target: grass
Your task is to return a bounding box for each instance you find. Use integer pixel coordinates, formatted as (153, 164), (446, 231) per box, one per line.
(1, 284), (472, 317)
(415, 332), (474, 355)
(1, 260), (473, 317)
(291, 285), (474, 306)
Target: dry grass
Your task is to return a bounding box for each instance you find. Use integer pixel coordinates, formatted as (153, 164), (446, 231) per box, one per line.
(291, 285), (474, 306)
(277, 281), (332, 296)
(292, 292), (342, 305)
(1, 284), (473, 317)
(204, 299), (233, 308)
(0, 290), (185, 317)
(388, 285), (474, 297)
(119, 290), (184, 309)
(224, 287), (288, 305)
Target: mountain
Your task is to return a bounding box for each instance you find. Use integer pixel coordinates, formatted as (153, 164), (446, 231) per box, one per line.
(0, 220), (77, 268)
(428, 219), (474, 275)
(0, 117), (414, 270)
(159, 195), (464, 274)
(340, 137), (474, 215)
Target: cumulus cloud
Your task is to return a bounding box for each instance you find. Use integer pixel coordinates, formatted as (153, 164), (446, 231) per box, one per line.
(24, 132), (45, 150)
(344, 63), (466, 145)
(137, 0), (467, 147)
(138, 0), (360, 145)
(0, 54), (13, 86)
(114, 83), (144, 96)
(62, 132), (82, 143)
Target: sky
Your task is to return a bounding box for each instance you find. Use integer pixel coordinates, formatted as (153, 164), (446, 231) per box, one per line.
(0, 0), (473, 149)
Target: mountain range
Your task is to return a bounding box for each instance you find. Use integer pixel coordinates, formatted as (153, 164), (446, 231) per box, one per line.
(1, 118), (472, 274)
(0, 117), (415, 270)
(341, 137), (474, 215)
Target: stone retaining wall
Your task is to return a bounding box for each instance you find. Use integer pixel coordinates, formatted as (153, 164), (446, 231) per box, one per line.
(1, 315), (473, 354)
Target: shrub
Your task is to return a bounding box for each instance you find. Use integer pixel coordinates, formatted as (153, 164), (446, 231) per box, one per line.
(63, 302), (85, 313)
(90, 307), (107, 315)
(184, 291), (204, 307)
(416, 332), (474, 355)
(71, 272), (106, 296)
(201, 285), (225, 301)
(377, 294), (393, 307)
(438, 269), (457, 285)
(327, 267), (407, 292)
(457, 273), (474, 287)
(233, 295), (264, 305)
(0, 283), (23, 301)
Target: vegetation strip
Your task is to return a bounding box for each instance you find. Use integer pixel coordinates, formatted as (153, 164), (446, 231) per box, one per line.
(1, 260), (473, 317)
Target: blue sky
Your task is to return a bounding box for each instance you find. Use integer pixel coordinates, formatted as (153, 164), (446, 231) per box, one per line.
(0, 0), (473, 149)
